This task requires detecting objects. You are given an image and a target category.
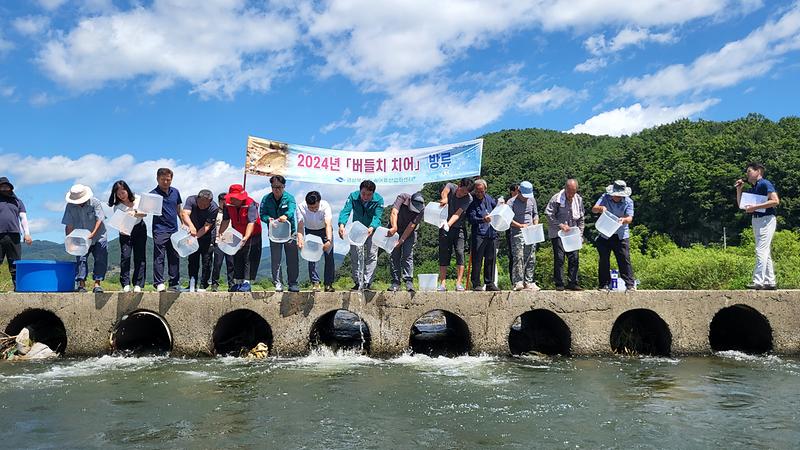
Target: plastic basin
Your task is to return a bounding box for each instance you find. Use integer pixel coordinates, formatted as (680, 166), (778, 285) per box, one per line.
(345, 221), (369, 246)
(372, 226), (399, 253)
(522, 223), (545, 245)
(218, 228), (244, 256)
(171, 229), (199, 258)
(558, 227), (583, 252)
(107, 210), (139, 235)
(423, 202), (448, 228)
(301, 234), (324, 262)
(595, 210), (621, 238)
(269, 220), (292, 243)
(137, 193), (163, 216)
(418, 274), (438, 292)
(65, 229), (92, 256)
(15, 260), (76, 292)
(489, 204), (514, 232)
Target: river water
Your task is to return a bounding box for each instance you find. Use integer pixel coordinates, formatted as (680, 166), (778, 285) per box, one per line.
(1, 350), (798, 448)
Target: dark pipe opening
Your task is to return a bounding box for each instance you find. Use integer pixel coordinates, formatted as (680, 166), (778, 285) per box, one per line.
(508, 309), (571, 356)
(310, 310), (371, 354)
(5, 309), (68, 354)
(111, 310), (172, 356)
(610, 309), (672, 356)
(710, 304), (773, 354)
(409, 310), (471, 357)
(213, 309), (273, 356)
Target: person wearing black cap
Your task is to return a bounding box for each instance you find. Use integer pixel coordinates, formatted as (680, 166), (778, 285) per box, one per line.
(0, 177), (32, 291)
(387, 191), (425, 292)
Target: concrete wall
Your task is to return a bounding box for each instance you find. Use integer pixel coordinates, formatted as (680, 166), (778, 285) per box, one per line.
(1, 290), (799, 357)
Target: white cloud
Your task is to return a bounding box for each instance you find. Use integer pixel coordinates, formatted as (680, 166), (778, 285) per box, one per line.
(0, 85), (14, 97)
(27, 218), (54, 234)
(574, 57), (608, 73)
(30, 92), (55, 106)
(13, 16), (51, 36)
(577, 27), (677, 72)
(37, 0), (67, 11)
(519, 85), (587, 112)
(0, 32), (13, 55)
(617, 3), (800, 100)
(568, 99), (719, 136)
(37, 0), (300, 97)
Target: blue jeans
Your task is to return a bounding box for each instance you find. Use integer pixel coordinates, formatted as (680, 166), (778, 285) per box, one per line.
(75, 240), (108, 281)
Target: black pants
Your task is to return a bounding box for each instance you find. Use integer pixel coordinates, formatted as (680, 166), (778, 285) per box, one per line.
(506, 231), (514, 285)
(596, 235), (635, 288)
(470, 234), (496, 287)
(119, 222), (146, 288)
(0, 232), (21, 287)
(211, 244), (234, 286)
(552, 237), (579, 288)
(306, 228), (335, 285)
(153, 231), (180, 287)
(438, 227), (466, 266)
(234, 234), (262, 281)
(270, 239), (299, 287)
(188, 235), (213, 288)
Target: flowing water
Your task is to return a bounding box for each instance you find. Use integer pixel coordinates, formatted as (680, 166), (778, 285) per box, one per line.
(0, 351), (798, 448)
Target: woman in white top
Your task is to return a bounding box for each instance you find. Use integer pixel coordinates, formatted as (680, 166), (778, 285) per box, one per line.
(108, 180), (147, 292)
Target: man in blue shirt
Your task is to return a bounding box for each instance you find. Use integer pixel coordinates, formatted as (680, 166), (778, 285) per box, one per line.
(467, 179), (499, 291)
(0, 177), (32, 291)
(150, 168), (183, 292)
(736, 162), (780, 290)
(592, 180), (635, 291)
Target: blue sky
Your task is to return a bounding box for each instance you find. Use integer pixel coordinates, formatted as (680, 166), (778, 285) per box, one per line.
(0, 0), (799, 244)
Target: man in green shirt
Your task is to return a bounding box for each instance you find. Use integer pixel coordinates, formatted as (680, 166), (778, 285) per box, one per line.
(338, 180), (384, 290)
(260, 175), (299, 292)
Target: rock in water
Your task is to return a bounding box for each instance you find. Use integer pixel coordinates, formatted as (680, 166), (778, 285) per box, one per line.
(15, 328), (32, 355)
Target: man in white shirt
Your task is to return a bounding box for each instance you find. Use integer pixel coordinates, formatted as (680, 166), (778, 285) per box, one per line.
(297, 191), (335, 292)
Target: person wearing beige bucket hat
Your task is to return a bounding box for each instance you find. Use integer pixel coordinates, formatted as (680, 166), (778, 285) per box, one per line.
(592, 180), (635, 292)
(62, 183), (108, 293)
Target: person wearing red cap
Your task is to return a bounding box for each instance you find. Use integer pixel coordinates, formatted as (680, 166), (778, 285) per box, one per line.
(219, 184), (262, 292)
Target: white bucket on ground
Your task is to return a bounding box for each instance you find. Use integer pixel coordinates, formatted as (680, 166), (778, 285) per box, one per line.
(372, 226), (399, 253)
(268, 220), (292, 243)
(418, 274), (438, 291)
(345, 221), (369, 247)
(65, 229), (92, 256)
(489, 204), (514, 232)
(171, 228), (199, 258)
(595, 210), (621, 238)
(218, 227), (244, 256)
(423, 202), (448, 228)
(558, 227), (583, 252)
(522, 223), (545, 245)
(137, 193), (163, 216)
(301, 234), (324, 262)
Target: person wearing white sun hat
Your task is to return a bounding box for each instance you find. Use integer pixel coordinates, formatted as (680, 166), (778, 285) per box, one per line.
(592, 180), (635, 292)
(62, 183), (108, 293)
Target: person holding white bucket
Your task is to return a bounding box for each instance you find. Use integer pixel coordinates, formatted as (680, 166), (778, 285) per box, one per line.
(735, 162), (780, 290)
(467, 179), (500, 291)
(150, 167), (183, 292)
(509, 181), (540, 291)
(108, 180), (147, 293)
(545, 179), (585, 291)
(437, 178), (474, 291)
(220, 184), (262, 292)
(338, 180), (384, 291)
(297, 191), (335, 292)
(592, 180), (635, 291)
(386, 191), (425, 292)
(260, 175), (299, 293)
(62, 184), (107, 293)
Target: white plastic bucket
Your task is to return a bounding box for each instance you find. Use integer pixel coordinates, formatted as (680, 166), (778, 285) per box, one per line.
(558, 227), (583, 253)
(423, 202), (448, 228)
(489, 204), (514, 232)
(300, 234), (324, 262)
(218, 227), (244, 256)
(171, 228), (199, 258)
(595, 210), (621, 238)
(65, 229), (92, 256)
(345, 221), (369, 246)
(418, 274), (438, 291)
(107, 210), (139, 235)
(372, 226), (399, 253)
(522, 223), (545, 245)
(268, 220), (292, 243)
(137, 193), (163, 216)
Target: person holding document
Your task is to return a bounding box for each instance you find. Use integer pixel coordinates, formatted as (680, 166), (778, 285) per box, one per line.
(735, 162), (780, 290)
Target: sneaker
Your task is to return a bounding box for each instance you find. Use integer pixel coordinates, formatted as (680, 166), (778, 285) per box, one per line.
(405, 281), (415, 292)
(626, 286), (637, 292)
(513, 281), (524, 291)
(210, 284), (219, 292)
(456, 283), (465, 292)
(168, 285), (186, 293)
(324, 285), (335, 292)
(567, 285), (583, 292)
(555, 285), (565, 291)
(228, 284), (240, 292)
(311, 282), (321, 292)
(93, 286), (104, 293)
(122, 285), (131, 293)
(524, 282), (541, 291)
(598, 285), (610, 291)
(762, 284), (777, 290)
(156, 283), (166, 292)
(472, 285), (485, 292)
(274, 282), (284, 292)
(75, 286), (87, 293)
(350, 284), (361, 291)
(746, 283), (763, 290)
(288, 284), (300, 293)
(133, 285), (142, 293)
(486, 284), (501, 292)
(437, 284), (447, 292)
(196, 288), (206, 292)
(388, 284), (400, 292)
(239, 282), (252, 292)
(363, 284), (374, 291)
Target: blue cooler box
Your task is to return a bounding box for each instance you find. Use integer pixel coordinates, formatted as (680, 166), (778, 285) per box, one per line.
(15, 260), (76, 292)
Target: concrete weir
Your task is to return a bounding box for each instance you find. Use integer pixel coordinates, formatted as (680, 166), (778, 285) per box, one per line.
(1, 290), (800, 357)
